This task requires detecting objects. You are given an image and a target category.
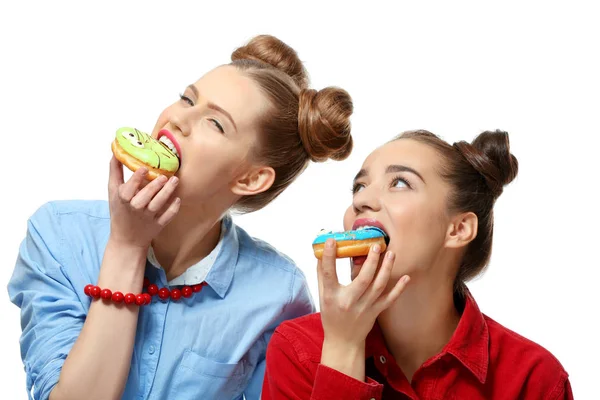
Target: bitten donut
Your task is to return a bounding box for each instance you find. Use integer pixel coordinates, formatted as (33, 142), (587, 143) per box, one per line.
(312, 227), (389, 259)
(111, 127), (180, 181)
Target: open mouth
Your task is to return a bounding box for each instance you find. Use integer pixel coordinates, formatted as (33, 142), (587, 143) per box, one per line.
(352, 219), (390, 245)
(157, 129), (182, 161)
(351, 218), (390, 266)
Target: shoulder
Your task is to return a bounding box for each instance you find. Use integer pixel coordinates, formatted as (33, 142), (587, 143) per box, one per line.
(29, 199), (109, 225)
(270, 313), (324, 363)
(234, 221), (300, 275)
(485, 314), (569, 392)
(25, 200), (110, 259)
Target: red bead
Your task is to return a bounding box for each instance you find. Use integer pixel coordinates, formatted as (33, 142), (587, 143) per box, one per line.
(158, 287), (170, 300)
(112, 291), (124, 303)
(202, 281), (208, 286)
(143, 293), (152, 305)
(143, 277), (150, 288)
(124, 293), (136, 304)
(90, 286), (102, 298)
(100, 289), (112, 300)
(84, 284), (94, 296)
(192, 284), (203, 293)
(147, 284), (159, 296)
(182, 286), (193, 298)
(171, 289), (182, 301)
(135, 294), (145, 306)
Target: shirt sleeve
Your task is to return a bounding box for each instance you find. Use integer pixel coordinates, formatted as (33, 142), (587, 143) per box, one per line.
(7, 204), (87, 400)
(263, 330), (384, 400)
(551, 376), (574, 400)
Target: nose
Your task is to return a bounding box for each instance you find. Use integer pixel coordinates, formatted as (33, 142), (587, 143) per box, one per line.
(352, 185), (381, 215)
(169, 107), (193, 137)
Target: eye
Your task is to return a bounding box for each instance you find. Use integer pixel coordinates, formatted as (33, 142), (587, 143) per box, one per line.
(131, 140), (144, 148)
(120, 130), (136, 139)
(209, 118), (225, 134)
(352, 182), (365, 194)
(179, 93), (194, 107)
(391, 176), (411, 189)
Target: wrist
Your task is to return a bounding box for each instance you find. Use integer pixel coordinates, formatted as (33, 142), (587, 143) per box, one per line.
(107, 236), (150, 254)
(321, 337), (366, 381)
(97, 238), (148, 291)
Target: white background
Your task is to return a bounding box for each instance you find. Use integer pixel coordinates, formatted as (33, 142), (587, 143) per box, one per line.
(1, 1), (598, 398)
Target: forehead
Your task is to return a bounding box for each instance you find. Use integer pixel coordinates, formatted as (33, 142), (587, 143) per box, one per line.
(194, 65), (269, 129)
(362, 139), (443, 177)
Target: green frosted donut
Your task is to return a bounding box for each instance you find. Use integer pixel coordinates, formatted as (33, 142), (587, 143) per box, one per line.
(115, 127), (179, 172)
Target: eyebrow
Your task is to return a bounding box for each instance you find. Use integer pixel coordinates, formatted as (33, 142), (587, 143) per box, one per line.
(353, 164), (426, 183)
(186, 84), (238, 132)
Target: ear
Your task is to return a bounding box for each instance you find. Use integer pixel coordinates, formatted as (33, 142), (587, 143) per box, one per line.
(444, 211), (478, 249)
(230, 165), (276, 197)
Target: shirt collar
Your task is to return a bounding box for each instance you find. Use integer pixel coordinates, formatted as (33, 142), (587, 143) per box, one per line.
(443, 289), (489, 383)
(147, 213), (239, 299)
(366, 289), (489, 384)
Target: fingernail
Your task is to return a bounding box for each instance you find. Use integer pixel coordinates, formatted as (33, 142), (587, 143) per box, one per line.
(372, 244), (381, 253)
(402, 276), (410, 284)
(170, 176), (179, 185)
(386, 251), (395, 260)
(139, 168), (148, 175)
(325, 239), (335, 249)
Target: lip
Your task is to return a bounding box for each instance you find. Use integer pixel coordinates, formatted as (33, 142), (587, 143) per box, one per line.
(157, 129), (182, 161)
(352, 255), (368, 267)
(352, 218), (388, 235)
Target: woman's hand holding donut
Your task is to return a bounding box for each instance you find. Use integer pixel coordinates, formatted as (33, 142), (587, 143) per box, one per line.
(318, 239), (410, 381)
(107, 155), (181, 250)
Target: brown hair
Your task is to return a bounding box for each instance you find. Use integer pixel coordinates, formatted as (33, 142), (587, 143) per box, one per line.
(395, 129), (518, 294)
(229, 35), (353, 213)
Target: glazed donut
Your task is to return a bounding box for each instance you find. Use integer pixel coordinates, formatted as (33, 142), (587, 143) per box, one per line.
(312, 227), (389, 259)
(111, 127), (180, 181)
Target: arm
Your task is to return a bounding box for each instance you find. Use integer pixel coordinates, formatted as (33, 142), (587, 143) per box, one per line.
(10, 159), (180, 400)
(262, 330), (384, 400)
(49, 239), (146, 400)
(7, 204), (146, 400)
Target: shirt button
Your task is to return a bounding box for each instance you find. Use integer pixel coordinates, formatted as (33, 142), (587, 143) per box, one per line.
(148, 345), (155, 354)
(379, 355), (387, 364)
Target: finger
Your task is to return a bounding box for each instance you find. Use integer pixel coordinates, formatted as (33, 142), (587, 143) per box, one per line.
(319, 239), (340, 293)
(108, 156), (124, 194)
(129, 175), (168, 210)
(118, 167), (148, 203)
(155, 197), (181, 226)
(348, 243), (383, 301)
(147, 176), (179, 213)
(363, 251), (395, 303)
(375, 274), (410, 312)
(316, 258), (326, 300)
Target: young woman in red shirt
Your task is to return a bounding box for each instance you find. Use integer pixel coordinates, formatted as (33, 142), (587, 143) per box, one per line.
(263, 129), (573, 399)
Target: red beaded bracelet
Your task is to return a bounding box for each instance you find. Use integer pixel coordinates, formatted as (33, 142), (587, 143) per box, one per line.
(84, 277), (208, 306)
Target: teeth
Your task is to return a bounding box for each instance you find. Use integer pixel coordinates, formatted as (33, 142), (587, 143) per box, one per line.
(159, 136), (180, 158)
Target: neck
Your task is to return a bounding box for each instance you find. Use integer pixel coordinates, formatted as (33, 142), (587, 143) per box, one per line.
(151, 200), (227, 281)
(377, 275), (460, 382)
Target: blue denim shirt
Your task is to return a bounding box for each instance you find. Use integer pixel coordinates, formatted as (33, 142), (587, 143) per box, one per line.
(7, 200), (315, 400)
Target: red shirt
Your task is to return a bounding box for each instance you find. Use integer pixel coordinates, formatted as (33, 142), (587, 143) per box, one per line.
(263, 292), (572, 399)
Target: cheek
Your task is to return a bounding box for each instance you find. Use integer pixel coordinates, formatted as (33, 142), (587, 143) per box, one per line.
(388, 199), (448, 256)
(343, 206), (354, 231)
(151, 108), (172, 137)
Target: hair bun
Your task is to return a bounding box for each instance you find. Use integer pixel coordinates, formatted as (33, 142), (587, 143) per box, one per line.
(453, 129), (518, 197)
(231, 34), (309, 89)
(297, 87), (353, 162)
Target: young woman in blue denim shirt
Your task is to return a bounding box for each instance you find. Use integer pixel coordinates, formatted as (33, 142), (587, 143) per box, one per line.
(8, 34), (354, 400)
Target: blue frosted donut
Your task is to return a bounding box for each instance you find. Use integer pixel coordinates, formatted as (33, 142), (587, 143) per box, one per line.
(312, 227), (389, 259)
